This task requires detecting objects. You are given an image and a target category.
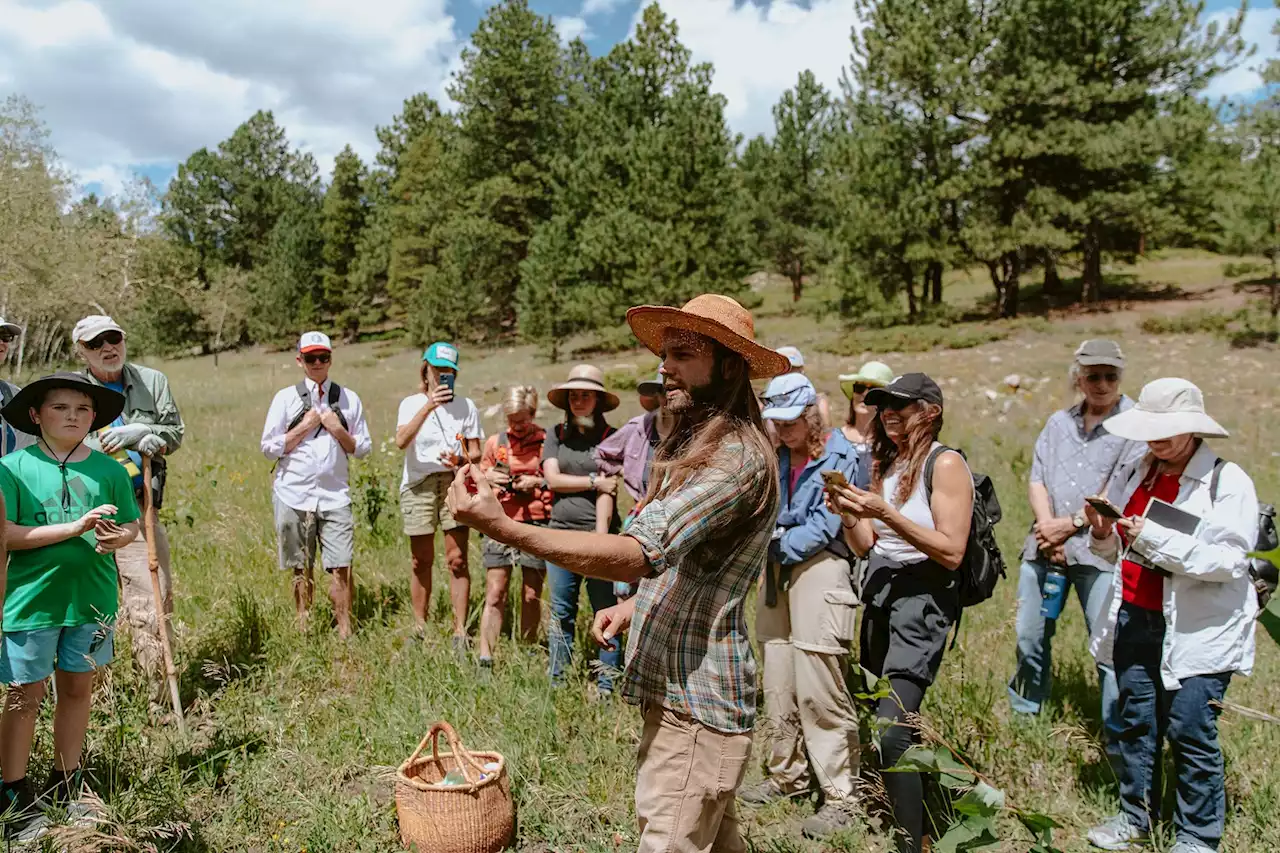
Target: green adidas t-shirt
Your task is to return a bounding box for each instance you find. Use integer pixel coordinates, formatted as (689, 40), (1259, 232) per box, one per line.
(0, 445), (141, 631)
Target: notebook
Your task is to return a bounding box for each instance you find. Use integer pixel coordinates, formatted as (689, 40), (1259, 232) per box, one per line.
(1144, 498), (1201, 536)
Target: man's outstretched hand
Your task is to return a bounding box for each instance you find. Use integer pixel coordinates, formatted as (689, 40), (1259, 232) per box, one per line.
(448, 464), (507, 536)
(591, 597), (636, 649)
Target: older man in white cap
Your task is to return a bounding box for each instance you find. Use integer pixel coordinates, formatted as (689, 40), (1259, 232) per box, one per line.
(73, 314), (186, 716)
(0, 317), (34, 458)
(262, 331), (372, 638)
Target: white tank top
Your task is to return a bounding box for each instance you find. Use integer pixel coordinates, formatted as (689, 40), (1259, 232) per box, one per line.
(872, 442), (971, 563)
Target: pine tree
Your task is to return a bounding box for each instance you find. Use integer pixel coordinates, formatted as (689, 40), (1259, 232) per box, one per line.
(320, 145), (369, 339)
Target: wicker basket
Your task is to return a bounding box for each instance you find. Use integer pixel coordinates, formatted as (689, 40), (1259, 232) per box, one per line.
(395, 721), (514, 853)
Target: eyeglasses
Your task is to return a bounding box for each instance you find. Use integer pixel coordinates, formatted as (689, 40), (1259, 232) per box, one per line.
(1084, 372), (1120, 384)
(849, 384), (868, 396)
(0, 333), (14, 344)
(84, 331), (123, 350)
(303, 353), (331, 365)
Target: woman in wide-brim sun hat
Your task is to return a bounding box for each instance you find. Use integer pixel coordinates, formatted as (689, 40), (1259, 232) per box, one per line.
(837, 361), (893, 486)
(838, 361), (894, 401)
(1082, 377), (1258, 853)
(547, 365), (620, 413)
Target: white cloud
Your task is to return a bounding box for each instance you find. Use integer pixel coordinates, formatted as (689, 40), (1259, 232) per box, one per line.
(652, 0), (862, 140)
(0, 0), (462, 189)
(582, 0), (627, 18)
(557, 16), (591, 43)
(1205, 7), (1280, 100)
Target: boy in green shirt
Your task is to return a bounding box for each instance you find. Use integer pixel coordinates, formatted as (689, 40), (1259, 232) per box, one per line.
(0, 373), (139, 842)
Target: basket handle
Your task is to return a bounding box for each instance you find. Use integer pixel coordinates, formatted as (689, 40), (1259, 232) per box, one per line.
(406, 721), (488, 786)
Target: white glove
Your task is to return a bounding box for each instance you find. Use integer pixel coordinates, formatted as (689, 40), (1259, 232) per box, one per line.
(136, 434), (166, 457)
(100, 423), (152, 452)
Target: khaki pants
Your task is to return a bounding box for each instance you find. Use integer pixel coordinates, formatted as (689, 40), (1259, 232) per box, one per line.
(114, 508), (174, 706)
(756, 552), (861, 801)
(636, 705), (752, 853)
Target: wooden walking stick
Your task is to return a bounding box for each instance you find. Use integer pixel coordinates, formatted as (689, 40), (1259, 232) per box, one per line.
(141, 455), (185, 734)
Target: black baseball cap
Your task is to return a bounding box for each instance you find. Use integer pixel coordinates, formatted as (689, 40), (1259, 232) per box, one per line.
(865, 372), (944, 408)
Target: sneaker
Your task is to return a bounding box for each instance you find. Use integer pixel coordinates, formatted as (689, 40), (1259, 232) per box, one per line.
(1086, 814), (1148, 850)
(801, 800), (860, 840)
(478, 656), (493, 669)
(1169, 842), (1216, 853)
(1, 779), (48, 844)
(737, 779), (789, 806)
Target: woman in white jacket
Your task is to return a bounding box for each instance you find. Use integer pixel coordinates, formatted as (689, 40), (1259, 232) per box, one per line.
(1083, 378), (1258, 853)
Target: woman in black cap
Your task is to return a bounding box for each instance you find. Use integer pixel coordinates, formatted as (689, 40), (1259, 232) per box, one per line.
(825, 373), (974, 853)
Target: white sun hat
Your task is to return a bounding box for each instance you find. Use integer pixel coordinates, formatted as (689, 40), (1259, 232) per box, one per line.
(1103, 378), (1228, 442)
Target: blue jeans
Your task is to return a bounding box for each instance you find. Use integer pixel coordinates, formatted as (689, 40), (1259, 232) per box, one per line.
(1008, 559), (1119, 739)
(547, 563), (623, 693)
(1114, 602), (1231, 849)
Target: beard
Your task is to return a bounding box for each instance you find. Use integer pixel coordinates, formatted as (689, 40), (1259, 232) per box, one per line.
(666, 381), (715, 415)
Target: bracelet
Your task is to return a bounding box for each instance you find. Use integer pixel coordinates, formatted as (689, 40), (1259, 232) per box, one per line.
(841, 519), (858, 529)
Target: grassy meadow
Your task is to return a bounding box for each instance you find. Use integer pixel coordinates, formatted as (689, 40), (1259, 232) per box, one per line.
(21, 251), (1280, 852)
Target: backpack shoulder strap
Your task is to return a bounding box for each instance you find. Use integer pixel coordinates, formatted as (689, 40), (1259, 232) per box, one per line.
(327, 382), (342, 408)
(923, 444), (953, 504)
(1210, 457), (1227, 504)
(294, 381), (311, 407)
(498, 430), (509, 448)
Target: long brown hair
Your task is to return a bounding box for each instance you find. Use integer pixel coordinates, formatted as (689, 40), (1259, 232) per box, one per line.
(870, 402), (944, 506)
(643, 344), (779, 533)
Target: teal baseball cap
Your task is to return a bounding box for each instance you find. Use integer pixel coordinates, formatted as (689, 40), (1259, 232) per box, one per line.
(423, 342), (460, 369)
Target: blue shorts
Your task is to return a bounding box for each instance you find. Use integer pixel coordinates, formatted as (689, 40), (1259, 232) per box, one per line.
(0, 624), (115, 685)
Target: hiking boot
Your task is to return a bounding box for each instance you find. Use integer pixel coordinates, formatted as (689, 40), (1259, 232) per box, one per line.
(801, 800), (860, 840)
(1086, 814), (1148, 850)
(0, 778), (48, 844)
(1169, 842), (1216, 853)
(737, 779), (789, 806)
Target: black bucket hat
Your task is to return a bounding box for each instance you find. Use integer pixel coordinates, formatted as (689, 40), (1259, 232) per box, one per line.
(0, 372), (126, 435)
(865, 372), (945, 409)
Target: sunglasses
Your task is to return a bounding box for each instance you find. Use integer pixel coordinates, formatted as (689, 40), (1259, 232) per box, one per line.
(303, 353), (331, 365)
(1084, 372), (1119, 384)
(878, 397), (916, 411)
(849, 383), (868, 396)
(84, 331), (124, 350)
(0, 333), (14, 344)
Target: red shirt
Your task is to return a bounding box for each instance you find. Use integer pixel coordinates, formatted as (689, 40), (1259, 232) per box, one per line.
(480, 428), (553, 522)
(787, 462), (805, 500)
(1119, 472), (1180, 611)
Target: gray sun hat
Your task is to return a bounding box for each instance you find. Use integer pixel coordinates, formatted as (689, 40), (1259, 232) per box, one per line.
(1103, 378), (1228, 442)
(1075, 339), (1125, 368)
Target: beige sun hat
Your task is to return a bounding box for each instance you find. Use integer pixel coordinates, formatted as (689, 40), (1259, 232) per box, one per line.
(1103, 378), (1228, 442)
(626, 294), (791, 380)
(547, 364), (621, 412)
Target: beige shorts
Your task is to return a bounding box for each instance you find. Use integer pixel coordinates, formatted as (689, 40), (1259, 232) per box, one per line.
(401, 471), (460, 537)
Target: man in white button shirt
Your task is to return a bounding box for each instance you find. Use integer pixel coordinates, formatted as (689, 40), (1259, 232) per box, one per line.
(261, 332), (372, 638)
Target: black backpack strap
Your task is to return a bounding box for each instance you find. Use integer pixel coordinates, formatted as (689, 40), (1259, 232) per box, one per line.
(286, 381), (312, 432)
(328, 382), (349, 432)
(922, 444), (952, 504)
(1210, 457), (1226, 504)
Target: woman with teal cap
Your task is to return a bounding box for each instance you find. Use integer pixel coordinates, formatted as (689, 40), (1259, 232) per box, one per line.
(837, 361), (893, 489)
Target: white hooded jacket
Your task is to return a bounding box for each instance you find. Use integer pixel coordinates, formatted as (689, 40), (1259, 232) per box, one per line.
(1089, 441), (1259, 689)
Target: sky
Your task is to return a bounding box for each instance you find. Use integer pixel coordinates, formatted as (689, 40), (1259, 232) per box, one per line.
(0, 0), (1274, 199)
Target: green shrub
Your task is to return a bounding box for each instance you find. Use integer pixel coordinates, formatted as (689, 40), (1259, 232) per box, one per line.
(1140, 309), (1235, 336)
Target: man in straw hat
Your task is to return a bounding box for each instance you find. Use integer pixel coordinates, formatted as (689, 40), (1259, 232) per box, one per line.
(450, 294), (789, 853)
(0, 373), (139, 841)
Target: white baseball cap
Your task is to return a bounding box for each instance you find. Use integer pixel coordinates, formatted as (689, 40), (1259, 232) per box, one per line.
(72, 315), (124, 343)
(776, 346), (804, 368)
(298, 331), (332, 353)
(0, 317), (21, 336)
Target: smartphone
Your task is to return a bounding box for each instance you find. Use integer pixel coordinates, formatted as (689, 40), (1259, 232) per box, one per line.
(821, 469), (849, 489)
(1085, 496), (1123, 520)
(438, 371), (456, 402)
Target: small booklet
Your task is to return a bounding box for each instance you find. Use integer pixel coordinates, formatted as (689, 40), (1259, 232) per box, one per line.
(1144, 498), (1201, 536)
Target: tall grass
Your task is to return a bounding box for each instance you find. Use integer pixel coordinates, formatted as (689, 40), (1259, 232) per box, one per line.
(27, 278), (1279, 852)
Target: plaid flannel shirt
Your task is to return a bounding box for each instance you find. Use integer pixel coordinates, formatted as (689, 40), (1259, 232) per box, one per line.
(622, 438), (776, 733)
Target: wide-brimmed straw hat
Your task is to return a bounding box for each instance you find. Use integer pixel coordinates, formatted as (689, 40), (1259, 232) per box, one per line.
(547, 364), (620, 412)
(1103, 378), (1228, 442)
(838, 361), (894, 399)
(0, 372), (125, 435)
(626, 294), (791, 380)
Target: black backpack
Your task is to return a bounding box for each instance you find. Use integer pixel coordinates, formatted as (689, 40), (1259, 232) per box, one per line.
(288, 381), (348, 434)
(1209, 459), (1278, 608)
(924, 446), (1007, 641)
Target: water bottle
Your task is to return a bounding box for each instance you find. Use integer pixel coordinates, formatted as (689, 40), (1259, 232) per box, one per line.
(442, 769), (466, 786)
(1040, 570), (1069, 620)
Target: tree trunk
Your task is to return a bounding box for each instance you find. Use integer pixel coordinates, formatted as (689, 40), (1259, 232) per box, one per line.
(791, 261), (803, 303)
(904, 267), (918, 319)
(1043, 251), (1061, 295)
(988, 253), (1021, 318)
(1137, 231), (1146, 256)
(927, 261), (943, 305)
(1271, 254), (1279, 320)
(1081, 224), (1103, 304)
